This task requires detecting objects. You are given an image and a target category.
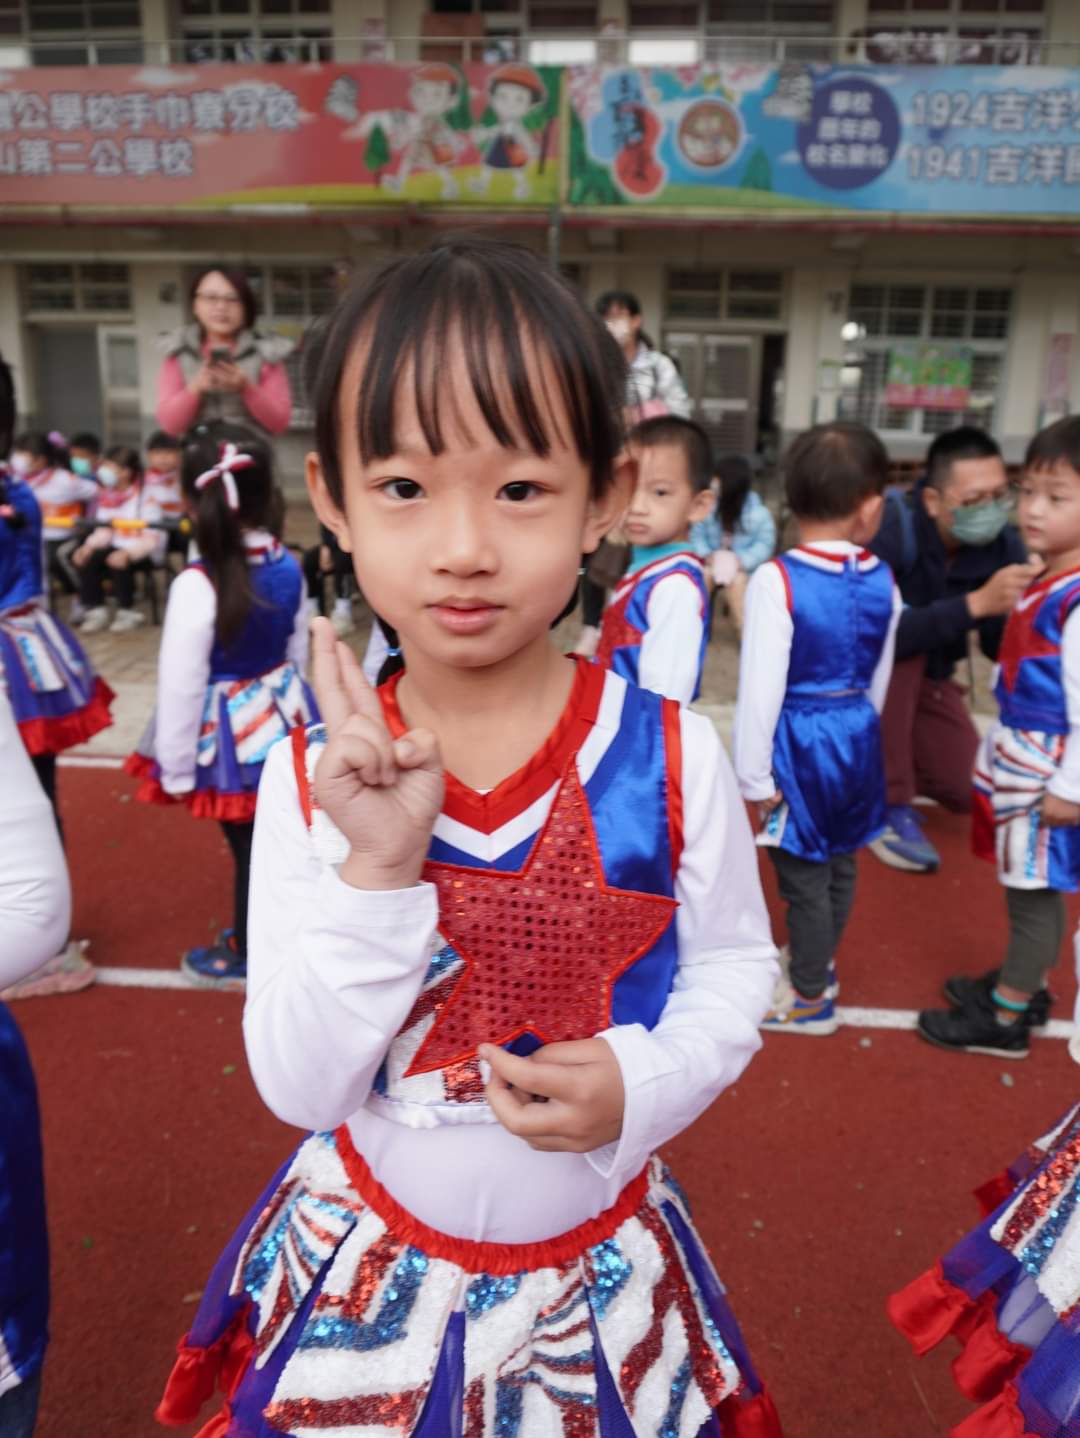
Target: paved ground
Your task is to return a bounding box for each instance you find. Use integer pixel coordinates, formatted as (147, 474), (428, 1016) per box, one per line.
(17, 502), (1056, 1438)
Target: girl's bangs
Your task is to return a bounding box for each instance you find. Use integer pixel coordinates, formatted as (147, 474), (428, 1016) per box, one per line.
(354, 276), (593, 465)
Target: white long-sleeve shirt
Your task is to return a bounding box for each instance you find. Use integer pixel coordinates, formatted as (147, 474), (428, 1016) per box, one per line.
(638, 572), (706, 705)
(243, 692), (778, 1245)
(1032, 608), (1080, 803)
(155, 532), (308, 793)
(0, 692), (71, 981)
(733, 540), (902, 802)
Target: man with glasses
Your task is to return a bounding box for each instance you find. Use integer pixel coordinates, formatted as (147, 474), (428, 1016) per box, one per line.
(869, 427), (1040, 873)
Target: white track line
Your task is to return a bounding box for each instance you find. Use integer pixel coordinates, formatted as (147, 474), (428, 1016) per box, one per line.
(88, 971), (1077, 1040)
(59, 754), (125, 768)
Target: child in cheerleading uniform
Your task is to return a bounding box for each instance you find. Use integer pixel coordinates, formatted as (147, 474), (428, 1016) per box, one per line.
(918, 416), (1080, 1060)
(0, 359), (108, 996)
(125, 421), (316, 989)
(595, 415), (715, 704)
(156, 238), (783, 1438)
(71, 446), (164, 634)
(889, 1099), (1080, 1437)
(734, 422), (900, 1036)
(10, 430), (98, 601)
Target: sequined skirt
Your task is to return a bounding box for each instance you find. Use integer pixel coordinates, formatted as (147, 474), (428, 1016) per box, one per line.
(125, 663), (317, 823)
(0, 602), (113, 756)
(157, 1128), (782, 1438)
(889, 1099), (1080, 1437)
(973, 724), (1080, 892)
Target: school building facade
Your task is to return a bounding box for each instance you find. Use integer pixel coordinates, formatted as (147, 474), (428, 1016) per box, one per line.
(1, 0), (1079, 485)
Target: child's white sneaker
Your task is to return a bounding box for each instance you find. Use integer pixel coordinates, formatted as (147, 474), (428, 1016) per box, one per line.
(80, 605), (111, 634)
(109, 607), (146, 633)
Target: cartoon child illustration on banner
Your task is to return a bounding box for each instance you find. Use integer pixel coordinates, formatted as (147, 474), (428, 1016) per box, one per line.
(365, 62), (466, 199)
(470, 63), (548, 200)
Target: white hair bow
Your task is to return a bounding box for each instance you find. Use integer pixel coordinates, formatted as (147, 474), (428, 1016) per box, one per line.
(194, 441), (255, 512)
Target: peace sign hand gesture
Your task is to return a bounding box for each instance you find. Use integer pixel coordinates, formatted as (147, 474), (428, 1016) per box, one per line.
(311, 619), (444, 891)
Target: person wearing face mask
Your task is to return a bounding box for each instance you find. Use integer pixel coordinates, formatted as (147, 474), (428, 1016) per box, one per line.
(869, 427), (1039, 874)
(596, 289), (691, 421)
(10, 431), (99, 605)
(70, 446), (164, 634)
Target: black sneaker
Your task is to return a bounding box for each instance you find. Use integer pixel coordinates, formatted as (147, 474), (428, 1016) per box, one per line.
(917, 990), (1030, 1059)
(942, 968), (1052, 1028)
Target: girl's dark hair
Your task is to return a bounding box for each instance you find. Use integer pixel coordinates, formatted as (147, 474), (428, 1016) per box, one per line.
(14, 429), (68, 468)
(0, 353), (14, 458)
(104, 444), (143, 482)
(1026, 415), (1080, 474)
(69, 430), (101, 454)
(305, 235), (627, 510)
(181, 420), (274, 646)
(716, 454), (753, 535)
(146, 429), (181, 454)
(596, 289), (641, 319)
(188, 266), (259, 334)
(784, 421), (889, 522)
(0, 353), (24, 527)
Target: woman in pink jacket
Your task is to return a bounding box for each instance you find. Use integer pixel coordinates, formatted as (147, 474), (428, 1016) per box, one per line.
(156, 268), (293, 442)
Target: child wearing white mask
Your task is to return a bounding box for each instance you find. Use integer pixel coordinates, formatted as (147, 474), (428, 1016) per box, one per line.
(71, 446), (164, 634)
(595, 290), (691, 421)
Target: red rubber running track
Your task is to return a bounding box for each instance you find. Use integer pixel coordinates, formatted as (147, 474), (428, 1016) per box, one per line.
(16, 767), (1080, 1438)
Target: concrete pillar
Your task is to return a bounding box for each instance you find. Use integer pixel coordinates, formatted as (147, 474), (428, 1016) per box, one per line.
(140, 0), (171, 63)
(331, 0), (384, 63)
(131, 262), (185, 430)
(781, 268), (845, 438)
(1000, 270), (1054, 454)
(1045, 0), (1080, 53)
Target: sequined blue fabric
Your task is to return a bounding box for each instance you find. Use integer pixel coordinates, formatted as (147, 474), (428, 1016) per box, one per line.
(305, 1248), (429, 1352)
(586, 1238), (632, 1321)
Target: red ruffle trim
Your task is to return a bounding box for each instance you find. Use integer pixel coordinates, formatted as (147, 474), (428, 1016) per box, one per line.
(718, 1386), (784, 1437)
(336, 1122), (650, 1276)
(124, 758), (258, 823)
(974, 1169), (1020, 1219)
(156, 1302), (254, 1430)
(888, 1263), (1033, 1419)
(17, 677), (115, 756)
(972, 788), (996, 864)
(953, 1384), (1039, 1438)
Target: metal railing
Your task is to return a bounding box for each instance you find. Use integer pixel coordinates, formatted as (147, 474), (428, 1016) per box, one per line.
(5, 30), (1080, 70)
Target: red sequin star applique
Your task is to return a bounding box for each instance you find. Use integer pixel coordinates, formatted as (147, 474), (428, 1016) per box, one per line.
(405, 764), (676, 1077)
(997, 587), (1059, 694)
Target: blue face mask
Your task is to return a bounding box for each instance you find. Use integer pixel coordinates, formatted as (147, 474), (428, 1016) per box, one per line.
(950, 498), (1011, 548)
(70, 455), (94, 476)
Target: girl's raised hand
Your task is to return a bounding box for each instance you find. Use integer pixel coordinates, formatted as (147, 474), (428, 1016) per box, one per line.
(311, 618), (444, 891)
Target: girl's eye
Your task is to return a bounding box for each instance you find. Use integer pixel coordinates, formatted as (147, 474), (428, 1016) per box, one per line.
(381, 478), (423, 500)
(501, 481), (539, 503)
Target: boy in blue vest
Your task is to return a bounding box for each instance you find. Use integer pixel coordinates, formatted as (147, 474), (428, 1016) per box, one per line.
(595, 415), (715, 704)
(734, 422), (901, 1034)
(921, 416), (1080, 1057)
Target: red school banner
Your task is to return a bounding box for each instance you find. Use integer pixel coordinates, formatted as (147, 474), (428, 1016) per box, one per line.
(0, 60), (562, 210)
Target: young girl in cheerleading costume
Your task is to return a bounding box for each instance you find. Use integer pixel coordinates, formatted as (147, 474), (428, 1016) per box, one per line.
(157, 238), (783, 1438)
(125, 422), (316, 989)
(595, 415), (715, 705)
(733, 422), (901, 1036)
(917, 417), (1080, 1061)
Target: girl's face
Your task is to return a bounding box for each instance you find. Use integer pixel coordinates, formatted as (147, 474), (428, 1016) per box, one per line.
(309, 335), (628, 674)
(1019, 461), (1080, 560)
(99, 460), (135, 491)
(9, 450), (38, 476)
(192, 270), (245, 341)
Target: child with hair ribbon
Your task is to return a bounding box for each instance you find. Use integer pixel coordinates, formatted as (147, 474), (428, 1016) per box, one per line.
(156, 237), (783, 1438)
(125, 420), (316, 988)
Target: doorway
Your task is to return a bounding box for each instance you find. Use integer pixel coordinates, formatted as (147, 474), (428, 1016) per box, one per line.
(33, 326), (103, 439)
(662, 330), (785, 460)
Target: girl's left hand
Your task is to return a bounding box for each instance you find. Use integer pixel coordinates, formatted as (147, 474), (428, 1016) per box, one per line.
(480, 1039), (625, 1153)
(1042, 793), (1080, 828)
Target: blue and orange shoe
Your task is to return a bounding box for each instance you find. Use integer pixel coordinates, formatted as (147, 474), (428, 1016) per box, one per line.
(181, 935), (246, 991)
(761, 984), (839, 1036)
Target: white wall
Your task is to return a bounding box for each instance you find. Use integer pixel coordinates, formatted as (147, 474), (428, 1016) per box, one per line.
(0, 264), (31, 424)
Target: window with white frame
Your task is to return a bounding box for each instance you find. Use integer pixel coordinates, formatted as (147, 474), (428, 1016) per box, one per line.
(236, 263), (339, 427)
(705, 0), (836, 64)
(177, 0), (331, 64)
(841, 282), (1011, 436)
(0, 0), (143, 65)
(861, 0), (1044, 65)
(23, 262), (132, 314)
(667, 268), (786, 324)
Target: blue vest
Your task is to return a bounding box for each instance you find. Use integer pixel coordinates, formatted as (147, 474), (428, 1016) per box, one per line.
(193, 546), (303, 681)
(0, 479), (44, 611)
(778, 547), (895, 696)
(994, 567), (1080, 735)
(597, 550), (709, 701)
